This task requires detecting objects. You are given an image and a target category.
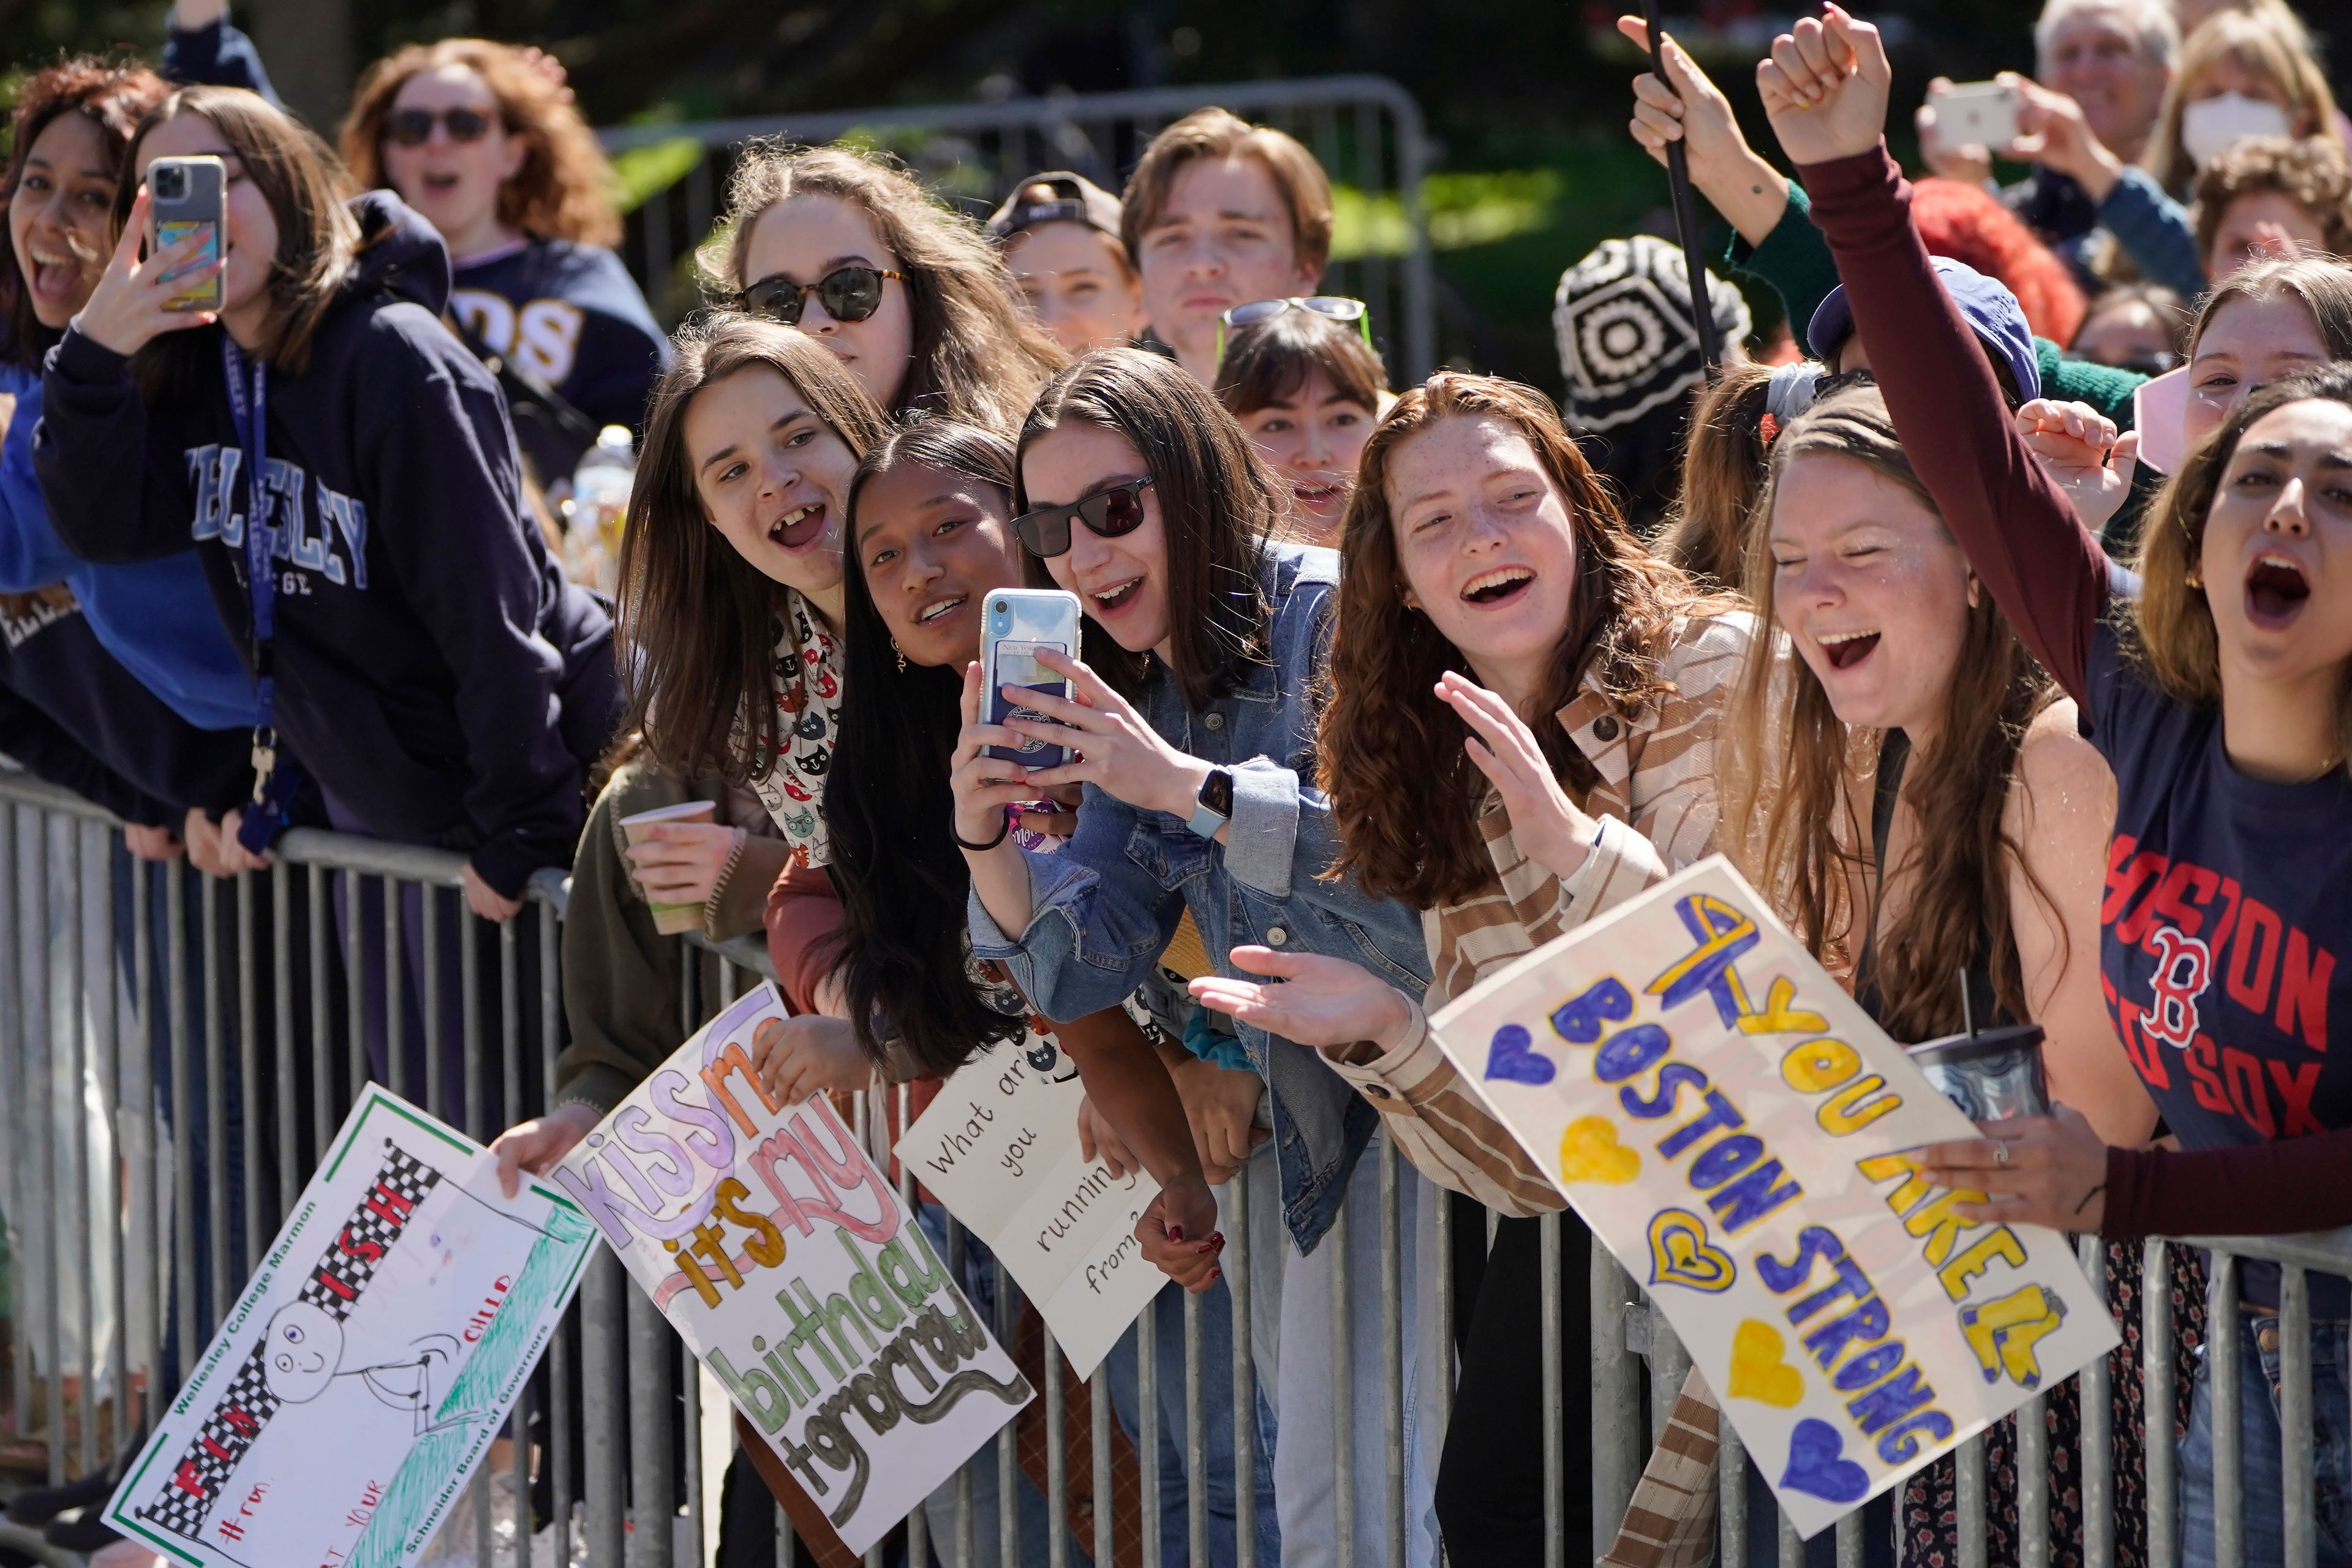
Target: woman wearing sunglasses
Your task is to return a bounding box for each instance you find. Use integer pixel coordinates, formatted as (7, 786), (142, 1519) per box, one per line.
(714, 142), (1063, 428)
(952, 346), (1441, 1566)
(341, 39), (667, 484)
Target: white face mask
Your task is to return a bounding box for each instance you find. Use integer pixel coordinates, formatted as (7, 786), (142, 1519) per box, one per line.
(2180, 91), (2295, 167)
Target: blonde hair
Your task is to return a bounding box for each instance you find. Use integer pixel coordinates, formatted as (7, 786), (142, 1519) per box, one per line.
(340, 39), (622, 248)
(1664, 361), (1776, 590)
(2147, 6), (2342, 195)
(709, 142), (1065, 428)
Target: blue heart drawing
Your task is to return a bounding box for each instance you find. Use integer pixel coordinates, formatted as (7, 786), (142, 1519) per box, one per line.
(1779, 1418), (1870, 1504)
(1483, 1023), (1555, 1085)
(1548, 978), (1634, 1044)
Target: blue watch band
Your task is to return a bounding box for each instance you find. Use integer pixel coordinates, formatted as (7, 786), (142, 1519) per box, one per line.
(1186, 797), (1230, 839)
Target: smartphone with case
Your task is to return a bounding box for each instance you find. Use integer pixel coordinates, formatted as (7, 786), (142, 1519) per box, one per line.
(981, 589), (1084, 771)
(146, 155), (224, 313)
(1928, 81), (2022, 150)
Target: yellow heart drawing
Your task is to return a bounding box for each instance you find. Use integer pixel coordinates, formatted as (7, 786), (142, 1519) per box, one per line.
(1647, 1208), (1736, 1293)
(1558, 1115), (1640, 1185)
(1727, 1319), (1806, 1408)
(1736, 974), (1830, 1036)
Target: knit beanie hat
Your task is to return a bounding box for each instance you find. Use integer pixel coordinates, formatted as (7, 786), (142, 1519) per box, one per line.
(1553, 235), (1751, 432)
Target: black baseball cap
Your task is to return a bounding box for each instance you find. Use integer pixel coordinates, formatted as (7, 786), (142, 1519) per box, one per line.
(985, 171), (1124, 244)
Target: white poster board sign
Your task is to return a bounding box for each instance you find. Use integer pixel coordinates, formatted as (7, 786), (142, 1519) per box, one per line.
(556, 983), (1031, 1555)
(895, 1032), (1166, 1378)
(1428, 857), (2119, 1537)
(105, 1088), (595, 1567)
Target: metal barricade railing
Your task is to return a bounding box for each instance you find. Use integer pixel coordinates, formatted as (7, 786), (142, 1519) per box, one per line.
(4, 762), (2348, 1567)
(594, 75), (1438, 386)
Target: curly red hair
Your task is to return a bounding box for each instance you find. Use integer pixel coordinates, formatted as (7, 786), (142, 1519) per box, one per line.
(1910, 177), (2087, 346)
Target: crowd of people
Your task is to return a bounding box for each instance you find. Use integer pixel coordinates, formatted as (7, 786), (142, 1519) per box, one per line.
(4, 0), (2351, 1562)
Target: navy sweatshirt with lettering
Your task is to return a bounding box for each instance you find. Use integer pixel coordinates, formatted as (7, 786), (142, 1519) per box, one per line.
(36, 192), (618, 896)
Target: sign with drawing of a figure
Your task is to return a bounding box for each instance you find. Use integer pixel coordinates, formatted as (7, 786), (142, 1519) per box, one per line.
(557, 982), (1032, 1556)
(895, 1028), (1166, 1378)
(1425, 857), (2120, 1539)
(104, 1088), (597, 1567)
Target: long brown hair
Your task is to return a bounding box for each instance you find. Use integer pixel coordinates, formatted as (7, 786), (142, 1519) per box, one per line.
(113, 86), (358, 377)
(1664, 361), (1776, 590)
(1015, 347), (1278, 712)
(1320, 372), (1713, 908)
(1, 59), (167, 370)
(339, 39), (622, 249)
(1723, 388), (2055, 1041)
(2130, 361), (2352, 774)
(616, 314), (890, 782)
(2186, 252), (2352, 361)
(710, 143), (1065, 427)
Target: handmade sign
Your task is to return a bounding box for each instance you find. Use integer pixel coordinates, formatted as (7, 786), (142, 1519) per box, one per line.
(1427, 856), (2119, 1537)
(104, 1088), (595, 1568)
(556, 983), (1031, 1556)
(895, 1031), (1165, 1378)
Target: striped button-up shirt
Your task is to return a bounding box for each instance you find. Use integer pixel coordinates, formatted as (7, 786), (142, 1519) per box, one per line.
(1319, 608), (1761, 1216)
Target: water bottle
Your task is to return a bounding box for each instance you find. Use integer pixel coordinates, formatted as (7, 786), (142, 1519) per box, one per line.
(567, 424), (635, 595)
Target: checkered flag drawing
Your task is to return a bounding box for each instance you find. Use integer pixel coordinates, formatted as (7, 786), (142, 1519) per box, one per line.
(132, 1142), (447, 1545)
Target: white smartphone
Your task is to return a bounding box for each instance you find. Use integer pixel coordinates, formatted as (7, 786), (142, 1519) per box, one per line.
(147, 155), (225, 313)
(1929, 81), (2021, 151)
(981, 588), (1084, 770)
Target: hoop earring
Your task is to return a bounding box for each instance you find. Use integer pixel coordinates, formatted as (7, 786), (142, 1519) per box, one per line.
(892, 638), (907, 673)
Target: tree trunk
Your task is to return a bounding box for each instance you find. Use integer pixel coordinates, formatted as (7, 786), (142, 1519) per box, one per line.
(246, 0), (356, 135)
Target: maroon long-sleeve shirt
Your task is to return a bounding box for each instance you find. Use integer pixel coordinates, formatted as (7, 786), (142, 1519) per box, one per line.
(1801, 143), (2352, 1249)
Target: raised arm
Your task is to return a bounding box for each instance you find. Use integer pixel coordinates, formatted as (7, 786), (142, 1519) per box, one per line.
(1758, 6), (2111, 703)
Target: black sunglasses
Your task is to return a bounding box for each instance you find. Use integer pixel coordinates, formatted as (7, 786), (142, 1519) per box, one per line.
(383, 107), (497, 148)
(734, 265), (905, 327)
(1012, 477), (1153, 559)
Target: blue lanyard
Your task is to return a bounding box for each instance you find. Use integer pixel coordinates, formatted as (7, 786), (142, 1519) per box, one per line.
(221, 338), (277, 789)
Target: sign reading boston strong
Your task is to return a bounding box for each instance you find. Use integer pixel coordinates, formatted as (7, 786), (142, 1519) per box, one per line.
(1426, 857), (2118, 1538)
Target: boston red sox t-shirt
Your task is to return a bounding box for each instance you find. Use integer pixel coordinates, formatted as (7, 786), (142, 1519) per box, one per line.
(2084, 617), (2352, 1308)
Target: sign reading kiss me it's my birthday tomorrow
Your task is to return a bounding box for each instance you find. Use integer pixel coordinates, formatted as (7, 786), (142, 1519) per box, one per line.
(1427, 858), (2118, 1538)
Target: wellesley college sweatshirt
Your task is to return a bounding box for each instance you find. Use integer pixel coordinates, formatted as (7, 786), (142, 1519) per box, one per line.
(36, 192), (618, 896)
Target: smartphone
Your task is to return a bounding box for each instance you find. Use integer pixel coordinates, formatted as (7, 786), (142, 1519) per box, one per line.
(147, 155), (224, 313)
(981, 588), (1084, 771)
(1928, 81), (2021, 151)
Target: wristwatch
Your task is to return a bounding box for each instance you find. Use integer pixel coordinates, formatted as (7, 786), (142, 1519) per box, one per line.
(1186, 767), (1234, 839)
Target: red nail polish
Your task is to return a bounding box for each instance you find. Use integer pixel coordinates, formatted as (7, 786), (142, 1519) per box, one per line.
(1168, 1225), (1186, 1245)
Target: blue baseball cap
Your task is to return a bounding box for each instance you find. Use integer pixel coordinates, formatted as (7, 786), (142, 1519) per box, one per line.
(1808, 257), (2041, 404)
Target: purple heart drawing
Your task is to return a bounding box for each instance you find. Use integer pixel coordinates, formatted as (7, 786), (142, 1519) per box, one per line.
(1779, 1418), (1870, 1504)
(1548, 978), (1634, 1044)
(1483, 1023), (1555, 1085)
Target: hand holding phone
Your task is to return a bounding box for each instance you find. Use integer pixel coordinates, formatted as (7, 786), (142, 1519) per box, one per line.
(1926, 80), (2021, 154)
(72, 187), (222, 357)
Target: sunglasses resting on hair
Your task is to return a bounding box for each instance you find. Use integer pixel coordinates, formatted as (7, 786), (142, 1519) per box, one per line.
(1012, 477), (1153, 559)
(733, 265), (906, 327)
(1215, 295), (1374, 364)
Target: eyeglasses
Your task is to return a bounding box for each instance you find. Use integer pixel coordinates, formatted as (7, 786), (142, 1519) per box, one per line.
(1215, 295), (1373, 363)
(733, 265), (906, 327)
(1012, 477), (1153, 559)
(383, 107), (497, 148)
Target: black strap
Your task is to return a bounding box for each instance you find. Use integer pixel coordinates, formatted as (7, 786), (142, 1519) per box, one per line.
(445, 313), (600, 449)
(1855, 728), (1910, 1002)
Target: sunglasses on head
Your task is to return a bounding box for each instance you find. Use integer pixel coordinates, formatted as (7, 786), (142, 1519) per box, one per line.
(1215, 295), (1373, 363)
(733, 265), (905, 327)
(1012, 477), (1153, 559)
(383, 107), (497, 148)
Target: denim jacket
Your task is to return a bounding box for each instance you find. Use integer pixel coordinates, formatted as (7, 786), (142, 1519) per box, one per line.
(969, 542), (1428, 1253)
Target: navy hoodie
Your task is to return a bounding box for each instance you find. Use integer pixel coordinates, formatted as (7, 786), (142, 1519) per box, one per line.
(0, 589), (251, 826)
(36, 192), (618, 897)
(450, 238), (668, 481)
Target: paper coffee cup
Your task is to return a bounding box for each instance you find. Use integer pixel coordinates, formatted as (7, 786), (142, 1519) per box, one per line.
(619, 799), (717, 935)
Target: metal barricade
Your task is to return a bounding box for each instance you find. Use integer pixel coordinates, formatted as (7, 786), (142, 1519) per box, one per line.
(595, 75), (1438, 386)
(4, 760), (2349, 1568)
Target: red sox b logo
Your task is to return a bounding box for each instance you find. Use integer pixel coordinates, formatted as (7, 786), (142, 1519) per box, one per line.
(2144, 926), (2213, 1049)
